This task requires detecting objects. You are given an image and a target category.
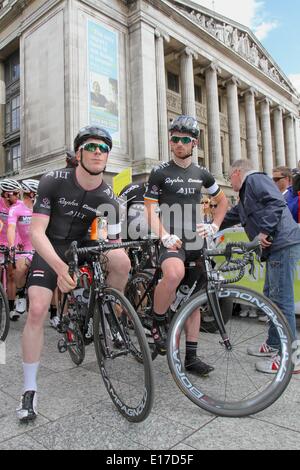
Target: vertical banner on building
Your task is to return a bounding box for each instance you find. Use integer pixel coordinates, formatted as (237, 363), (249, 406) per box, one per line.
(88, 20), (120, 147)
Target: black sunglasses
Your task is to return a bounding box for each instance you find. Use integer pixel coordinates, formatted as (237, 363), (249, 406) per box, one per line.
(80, 142), (110, 153)
(170, 136), (194, 144)
(210, 204), (218, 208)
(4, 191), (19, 197)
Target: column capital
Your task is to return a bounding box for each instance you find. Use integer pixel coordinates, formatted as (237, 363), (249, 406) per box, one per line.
(257, 97), (272, 106)
(154, 28), (170, 42)
(179, 46), (198, 60)
(202, 62), (221, 75)
(241, 87), (258, 98)
(272, 105), (285, 114)
(223, 76), (241, 88)
(283, 112), (295, 121)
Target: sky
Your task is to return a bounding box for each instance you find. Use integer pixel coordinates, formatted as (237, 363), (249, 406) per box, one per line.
(192, 0), (300, 93)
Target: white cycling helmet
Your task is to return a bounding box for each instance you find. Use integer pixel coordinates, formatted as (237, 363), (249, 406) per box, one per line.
(0, 179), (22, 193)
(21, 179), (39, 194)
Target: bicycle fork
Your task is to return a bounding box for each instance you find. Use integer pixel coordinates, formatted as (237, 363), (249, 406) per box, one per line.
(206, 284), (233, 351)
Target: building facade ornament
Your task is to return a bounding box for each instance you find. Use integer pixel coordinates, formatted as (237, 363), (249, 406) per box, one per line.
(178, 4), (297, 94)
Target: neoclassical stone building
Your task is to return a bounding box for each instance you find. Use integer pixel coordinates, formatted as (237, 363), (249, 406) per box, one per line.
(0, 0), (299, 191)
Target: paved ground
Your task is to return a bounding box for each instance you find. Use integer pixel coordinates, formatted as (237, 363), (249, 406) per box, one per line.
(0, 315), (300, 451)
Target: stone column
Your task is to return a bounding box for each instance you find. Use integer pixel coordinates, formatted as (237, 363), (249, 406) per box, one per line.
(225, 76), (241, 164)
(284, 114), (296, 169)
(259, 98), (273, 175)
(180, 47), (198, 163)
(205, 63), (223, 177)
(244, 88), (259, 169)
(129, 22), (159, 163)
(155, 29), (169, 162)
(0, 61), (5, 176)
(273, 106), (286, 166)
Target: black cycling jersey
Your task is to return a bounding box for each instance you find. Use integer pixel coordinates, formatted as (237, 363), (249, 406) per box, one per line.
(33, 168), (121, 242)
(144, 160), (220, 245)
(119, 182), (148, 240)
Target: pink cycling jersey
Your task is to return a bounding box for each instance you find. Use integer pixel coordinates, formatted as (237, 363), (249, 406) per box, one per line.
(0, 198), (21, 246)
(8, 201), (33, 251)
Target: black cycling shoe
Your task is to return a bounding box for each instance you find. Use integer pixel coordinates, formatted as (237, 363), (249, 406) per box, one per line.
(184, 357), (214, 376)
(151, 323), (167, 356)
(16, 390), (38, 423)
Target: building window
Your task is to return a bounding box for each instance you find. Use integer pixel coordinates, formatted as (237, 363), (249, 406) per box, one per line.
(194, 85), (202, 103)
(198, 129), (205, 151)
(218, 94), (222, 113)
(5, 143), (21, 173)
(5, 51), (20, 86)
(6, 94), (20, 134)
(167, 71), (180, 93)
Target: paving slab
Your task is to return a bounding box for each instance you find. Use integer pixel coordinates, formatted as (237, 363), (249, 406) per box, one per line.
(183, 416), (300, 450)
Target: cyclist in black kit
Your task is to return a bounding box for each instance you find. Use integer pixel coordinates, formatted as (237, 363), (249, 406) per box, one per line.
(144, 115), (228, 373)
(119, 182), (149, 240)
(17, 125), (131, 422)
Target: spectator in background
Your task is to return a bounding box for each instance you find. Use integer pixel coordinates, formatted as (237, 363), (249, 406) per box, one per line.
(65, 150), (78, 169)
(272, 166), (299, 223)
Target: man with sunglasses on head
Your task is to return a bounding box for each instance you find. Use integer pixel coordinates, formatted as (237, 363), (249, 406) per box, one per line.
(17, 125), (130, 422)
(0, 179), (22, 320)
(7, 179), (39, 320)
(144, 115), (228, 375)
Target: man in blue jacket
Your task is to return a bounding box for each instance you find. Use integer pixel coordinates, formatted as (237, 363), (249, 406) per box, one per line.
(221, 159), (300, 374)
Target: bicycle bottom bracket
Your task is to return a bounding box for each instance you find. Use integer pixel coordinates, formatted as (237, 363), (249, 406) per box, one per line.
(57, 338), (67, 353)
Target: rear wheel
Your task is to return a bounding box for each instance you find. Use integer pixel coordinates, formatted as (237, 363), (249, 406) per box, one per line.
(65, 321), (85, 366)
(93, 287), (154, 422)
(125, 272), (158, 361)
(168, 285), (293, 418)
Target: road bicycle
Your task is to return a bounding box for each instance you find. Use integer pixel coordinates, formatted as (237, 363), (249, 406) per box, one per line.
(167, 238), (294, 417)
(56, 240), (154, 422)
(0, 246), (33, 341)
(126, 236), (294, 417)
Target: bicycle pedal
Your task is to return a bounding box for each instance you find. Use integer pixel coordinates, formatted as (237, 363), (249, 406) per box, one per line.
(57, 338), (67, 353)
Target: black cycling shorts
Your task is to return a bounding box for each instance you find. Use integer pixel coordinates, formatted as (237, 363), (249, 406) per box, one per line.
(27, 240), (98, 292)
(159, 245), (200, 265)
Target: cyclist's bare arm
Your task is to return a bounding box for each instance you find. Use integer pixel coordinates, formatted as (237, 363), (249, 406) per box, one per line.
(7, 223), (17, 248)
(211, 191), (229, 228)
(30, 215), (76, 292)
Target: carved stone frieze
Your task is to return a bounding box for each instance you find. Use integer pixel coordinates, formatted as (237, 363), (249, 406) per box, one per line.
(174, 2), (295, 94)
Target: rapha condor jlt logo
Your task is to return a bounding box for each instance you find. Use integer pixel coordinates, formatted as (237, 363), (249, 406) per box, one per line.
(176, 188), (196, 195)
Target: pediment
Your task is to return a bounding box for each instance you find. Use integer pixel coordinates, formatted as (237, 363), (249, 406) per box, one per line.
(167, 0), (297, 96)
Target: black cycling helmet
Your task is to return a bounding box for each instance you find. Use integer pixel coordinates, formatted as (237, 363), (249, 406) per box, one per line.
(74, 125), (113, 152)
(169, 115), (199, 138)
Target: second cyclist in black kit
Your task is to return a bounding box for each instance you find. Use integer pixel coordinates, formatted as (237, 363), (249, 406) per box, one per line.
(17, 125), (131, 422)
(144, 115), (228, 375)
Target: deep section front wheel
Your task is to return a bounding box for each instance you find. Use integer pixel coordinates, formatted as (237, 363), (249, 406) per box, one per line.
(167, 285), (293, 418)
(93, 287), (154, 422)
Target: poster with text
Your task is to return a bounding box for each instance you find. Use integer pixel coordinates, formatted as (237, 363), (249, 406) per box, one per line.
(88, 20), (120, 147)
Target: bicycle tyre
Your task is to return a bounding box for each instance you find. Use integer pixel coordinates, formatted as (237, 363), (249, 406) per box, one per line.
(0, 282), (10, 341)
(167, 285), (293, 418)
(125, 272), (158, 361)
(93, 287), (154, 422)
(65, 322), (85, 366)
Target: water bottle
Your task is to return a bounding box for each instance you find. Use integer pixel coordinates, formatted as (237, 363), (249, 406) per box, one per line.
(170, 284), (190, 312)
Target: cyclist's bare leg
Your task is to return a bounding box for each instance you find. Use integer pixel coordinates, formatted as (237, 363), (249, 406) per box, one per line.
(106, 248), (131, 293)
(15, 258), (29, 289)
(185, 308), (201, 341)
(22, 286), (53, 363)
(154, 257), (184, 315)
(7, 263), (16, 303)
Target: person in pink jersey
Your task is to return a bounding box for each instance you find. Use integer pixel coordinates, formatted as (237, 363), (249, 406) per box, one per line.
(0, 179), (22, 319)
(7, 179), (39, 320)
